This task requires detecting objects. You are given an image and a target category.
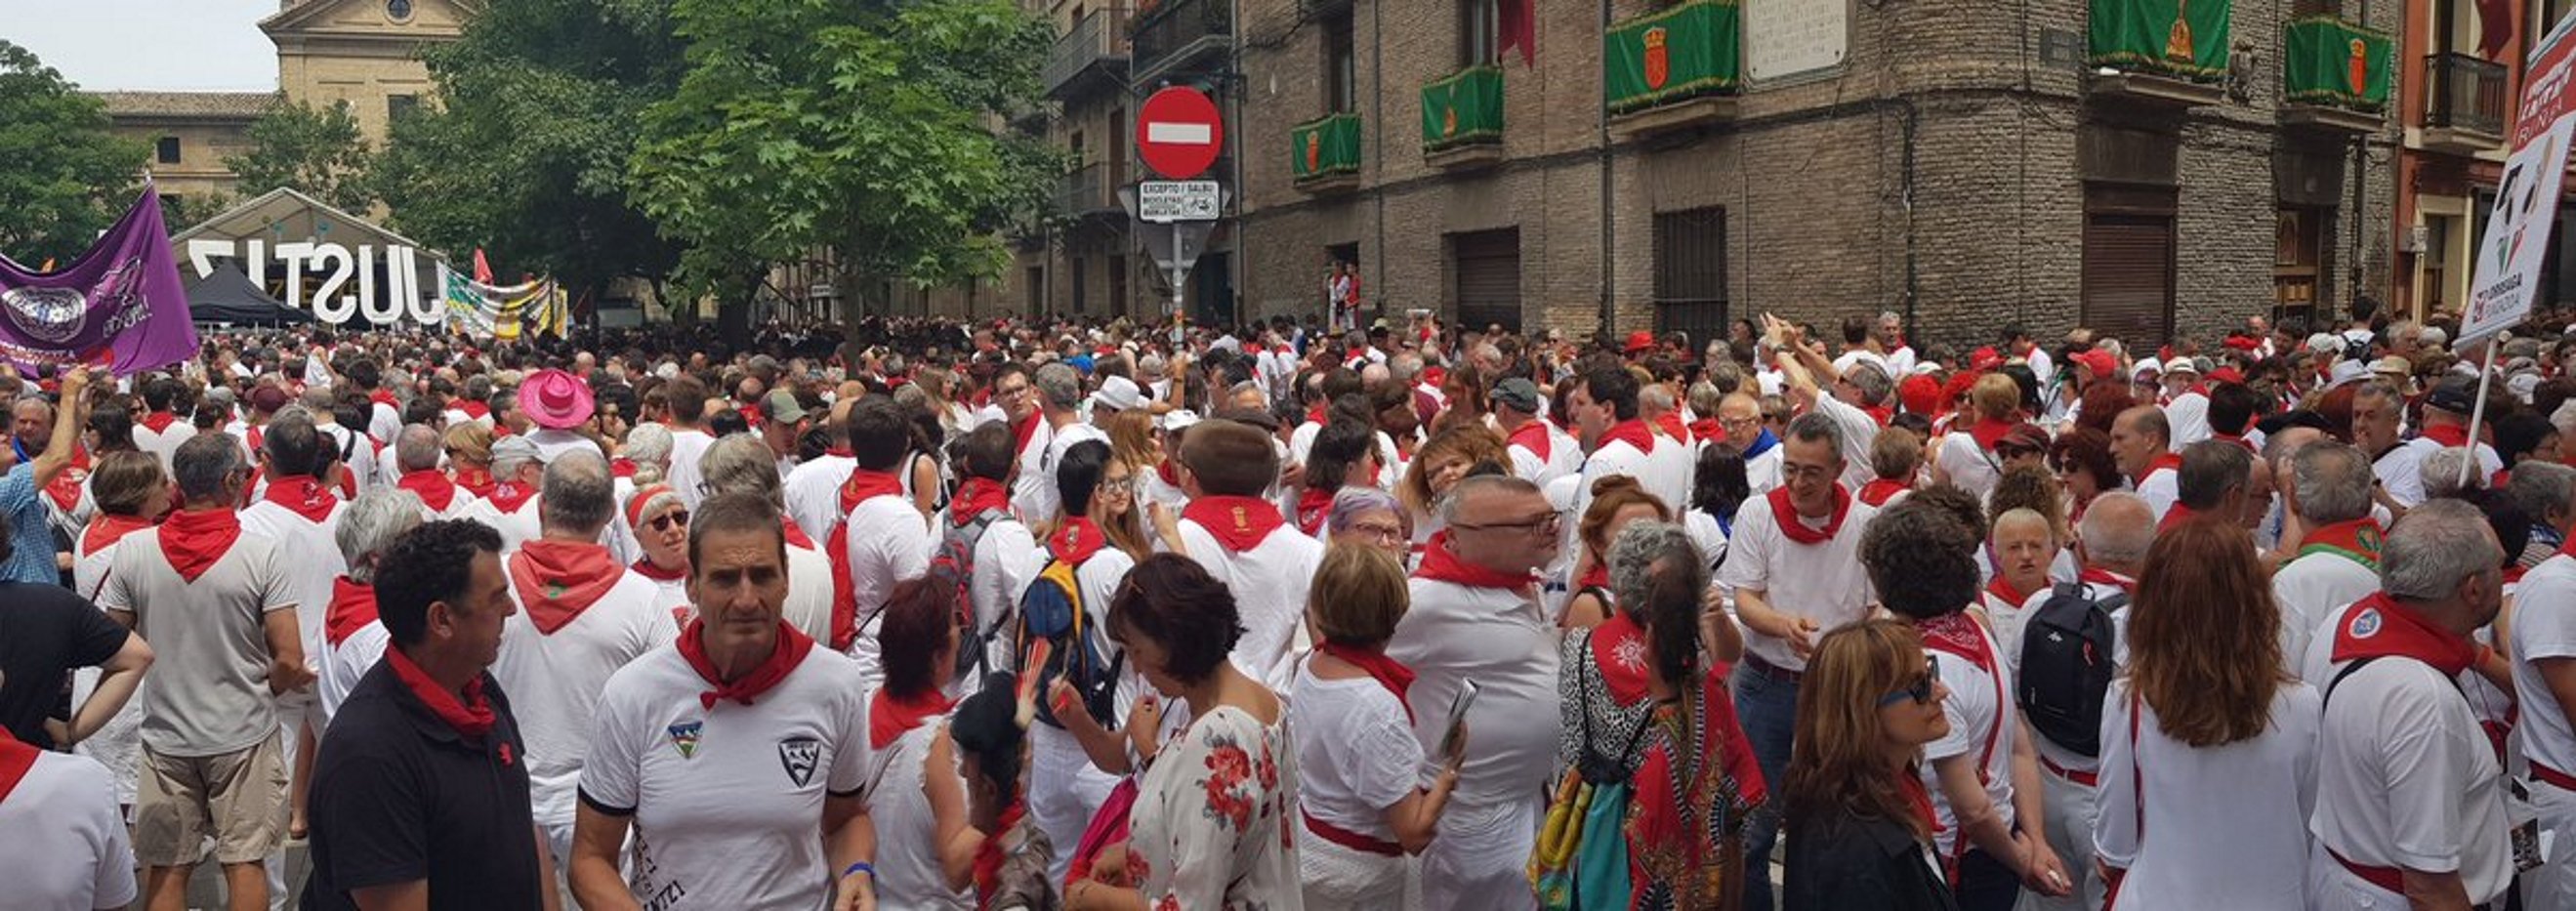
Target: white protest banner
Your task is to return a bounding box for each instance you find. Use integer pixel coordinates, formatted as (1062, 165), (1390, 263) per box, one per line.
(2466, 14), (2576, 345)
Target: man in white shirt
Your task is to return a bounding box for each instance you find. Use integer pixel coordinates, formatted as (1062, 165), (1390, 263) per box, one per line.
(659, 375), (717, 511)
(2273, 441), (2384, 671)
(949, 424), (1037, 688)
(568, 492), (878, 911)
(460, 435), (546, 553)
(2347, 380), (2412, 502)
(1718, 411), (1881, 911)
(2382, 376), (2506, 508)
(2309, 500), (2511, 910)
(132, 375), (191, 473)
(1389, 475), (1558, 911)
(1173, 419), (1324, 688)
(2008, 324), (2055, 389)
(2512, 464), (2576, 906)
(0, 708), (139, 910)
(1016, 363), (1100, 526)
(1491, 378), (1576, 488)
(783, 397), (858, 543)
(1568, 361), (1687, 536)
(490, 451), (676, 865)
(390, 425), (480, 520)
(2160, 358), (2210, 447)
(315, 488), (422, 724)
(2111, 405), (2180, 520)
(1716, 393), (1784, 493)
(841, 396), (935, 689)
(2009, 492), (2152, 911)
(1763, 318), (1888, 490)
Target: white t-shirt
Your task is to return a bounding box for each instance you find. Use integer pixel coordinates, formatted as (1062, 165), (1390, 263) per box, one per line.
(2309, 644), (2513, 906)
(2514, 554), (2576, 779)
(1809, 394), (1885, 491)
(492, 567), (678, 831)
(1716, 492), (1879, 672)
(459, 493), (544, 555)
(1174, 518), (1323, 690)
(783, 454), (856, 544)
(844, 493), (935, 691)
(665, 428), (716, 511)
(1390, 577), (1559, 808)
(100, 529), (297, 757)
(781, 537), (837, 647)
(966, 518), (1042, 685)
(318, 620), (391, 725)
(1920, 620), (2018, 858)
(1742, 444), (1784, 494)
(1008, 419), (1057, 523)
(867, 720), (972, 911)
(1933, 434), (2004, 502)
(2009, 575), (2135, 773)
(1288, 660), (1424, 840)
(239, 496), (352, 666)
(2378, 435), (2504, 508)
(2095, 680), (2320, 910)
(578, 643), (872, 911)
(2271, 550), (2380, 680)
(0, 749), (138, 910)
(1022, 422), (1108, 525)
(1643, 423), (1697, 511)
(2135, 467), (2180, 521)
(2163, 392), (2212, 452)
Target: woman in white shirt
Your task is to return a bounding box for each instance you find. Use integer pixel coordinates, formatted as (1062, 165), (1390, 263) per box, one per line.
(1932, 374), (2022, 502)
(1289, 544), (1461, 905)
(866, 577), (979, 909)
(68, 451), (167, 808)
(2095, 519), (2318, 910)
(624, 482), (690, 622)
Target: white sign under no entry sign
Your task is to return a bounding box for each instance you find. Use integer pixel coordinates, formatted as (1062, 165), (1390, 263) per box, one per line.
(1137, 181), (1222, 224)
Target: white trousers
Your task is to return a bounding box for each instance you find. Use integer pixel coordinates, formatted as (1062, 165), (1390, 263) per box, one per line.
(1028, 724), (1119, 884)
(1416, 797), (1542, 911)
(2016, 767), (2105, 911)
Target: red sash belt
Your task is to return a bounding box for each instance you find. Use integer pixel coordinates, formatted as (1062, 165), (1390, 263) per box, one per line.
(2325, 846), (2405, 893)
(2531, 758), (2576, 793)
(2038, 754), (2099, 787)
(1302, 808), (1400, 857)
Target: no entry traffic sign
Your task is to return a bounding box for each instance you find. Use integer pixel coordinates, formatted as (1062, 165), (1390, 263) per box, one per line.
(1136, 87), (1224, 181)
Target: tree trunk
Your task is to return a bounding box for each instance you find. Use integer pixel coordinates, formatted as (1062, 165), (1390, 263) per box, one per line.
(836, 260), (873, 368)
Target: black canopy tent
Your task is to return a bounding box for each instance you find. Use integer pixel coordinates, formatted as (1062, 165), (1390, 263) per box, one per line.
(184, 263), (312, 326)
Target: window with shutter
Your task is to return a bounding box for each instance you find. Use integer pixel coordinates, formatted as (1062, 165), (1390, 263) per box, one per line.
(2082, 214), (2176, 348)
(1651, 207), (1728, 344)
(1450, 228), (1522, 332)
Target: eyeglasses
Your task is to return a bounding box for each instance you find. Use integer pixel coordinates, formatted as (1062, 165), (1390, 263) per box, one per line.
(647, 510), (690, 532)
(1879, 655), (1940, 707)
(1099, 476), (1135, 496)
(1451, 513), (1561, 535)
(1718, 416), (1761, 430)
(1346, 521), (1406, 544)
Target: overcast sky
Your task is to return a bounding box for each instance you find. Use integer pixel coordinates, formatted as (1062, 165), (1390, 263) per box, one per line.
(3, 0), (279, 92)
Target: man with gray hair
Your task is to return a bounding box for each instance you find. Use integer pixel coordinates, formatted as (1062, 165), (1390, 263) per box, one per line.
(464, 435), (546, 552)
(2167, 438), (2255, 532)
(2309, 499), (2510, 909)
(391, 424), (478, 519)
(2510, 461), (2576, 569)
(491, 449), (677, 870)
(701, 433), (836, 645)
(2418, 446), (2485, 502)
(1013, 362), (1101, 525)
(104, 432), (311, 911)
(315, 487), (425, 723)
(2271, 441), (2384, 676)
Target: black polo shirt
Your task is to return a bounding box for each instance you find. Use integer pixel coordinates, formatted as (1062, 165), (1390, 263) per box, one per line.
(301, 656), (543, 911)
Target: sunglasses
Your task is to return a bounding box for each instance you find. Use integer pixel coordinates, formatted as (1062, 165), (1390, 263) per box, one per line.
(647, 510), (690, 532)
(1878, 654), (1939, 707)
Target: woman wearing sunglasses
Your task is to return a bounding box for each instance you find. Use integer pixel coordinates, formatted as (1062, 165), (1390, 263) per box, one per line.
(624, 482), (690, 621)
(1781, 618), (1956, 911)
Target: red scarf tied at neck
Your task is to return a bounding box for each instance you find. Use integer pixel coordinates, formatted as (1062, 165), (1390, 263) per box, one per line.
(2420, 423), (2473, 449)
(261, 475), (342, 523)
(1411, 530), (1536, 590)
(1966, 418), (2016, 452)
(1596, 419), (1656, 456)
(1317, 642), (1419, 724)
(1048, 516), (1108, 565)
(1182, 495), (1288, 553)
(80, 514), (153, 559)
(486, 480), (537, 516)
(677, 617), (816, 710)
(1857, 477), (1911, 507)
(869, 689), (956, 751)
(2299, 518), (2385, 569)
(2329, 591), (2477, 676)
(385, 647), (496, 741)
(1295, 486), (1337, 536)
(2135, 452), (2182, 486)
(509, 541), (625, 635)
(950, 477), (1009, 526)
(823, 467), (908, 650)
(1766, 483), (1853, 546)
(630, 558), (688, 582)
(158, 508), (243, 583)
(138, 411), (179, 435)
(397, 469), (461, 513)
(324, 577), (379, 647)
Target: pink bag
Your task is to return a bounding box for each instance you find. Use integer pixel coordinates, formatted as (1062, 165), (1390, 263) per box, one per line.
(1063, 775), (1140, 888)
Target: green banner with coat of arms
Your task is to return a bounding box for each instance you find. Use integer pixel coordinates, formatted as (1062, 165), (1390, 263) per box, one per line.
(1423, 65), (1504, 151)
(1291, 112), (1362, 182)
(2284, 17), (2392, 111)
(1604, 0), (1741, 116)
(2089, 0), (2233, 81)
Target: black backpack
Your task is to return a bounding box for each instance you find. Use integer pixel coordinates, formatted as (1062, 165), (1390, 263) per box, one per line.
(2015, 581), (2126, 757)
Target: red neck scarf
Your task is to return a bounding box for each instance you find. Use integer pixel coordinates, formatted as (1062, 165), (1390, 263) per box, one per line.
(1862, 404), (1895, 428)
(1156, 458), (1181, 490)
(631, 557), (688, 582)
(384, 646), (495, 741)
(1317, 641), (1420, 724)
(780, 517), (817, 550)
(487, 480), (536, 515)
(1587, 611), (1652, 707)
(949, 477), (1008, 526)
(43, 447), (88, 513)
(397, 469), (461, 512)
(325, 577), (379, 646)
(1295, 486), (1337, 536)
(2329, 591), (2478, 675)
(2290, 518), (2379, 569)
(974, 802), (1027, 900)
(2134, 452), (2182, 486)
(1411, 530), (1535, 589)
(869, 689), (956, 751)
(457, 399), (491, 420)
(1985, 575), (2030, 610)
(1182, 495), (1288, 553)
(370, 390), (398, 409)
(2421, 423), (2472, 449)
(1574, 562), (1610, 593)
(822, 470), (905, 652)
(508, 541), (625, 635)
(1916, 611), (1992, 668)
(842, 467), (905, 510)
(1506, 418), (1552, 462)
(138, 410), (179, 435)
(1048, 516), (1108, 565)
(678, 618), (815, 709)
(0, 728), (37, 806)
(1653, 411), (1690, 443)
(158, 508), (242, 583)
(1011, 411), (1043, 458)
(260, 475), (341, 523)
(1766, 484), (1853, 545)
(1687, 418), (1723, 447)
(609, 457), (638, 479)
(1857, 477), (1910, 507)
(1967, 418), (2016, 451)
(81, 513), (153, 557)
(2079, 566), (2138, 593)
(454, 466), (497, 499)
(1597, 419), (1656, 456)
(1305, 404), (1329, 428)
(2157, 504), (2197, 533)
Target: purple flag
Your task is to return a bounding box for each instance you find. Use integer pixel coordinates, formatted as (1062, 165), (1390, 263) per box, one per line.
(0, 188), (198, 376)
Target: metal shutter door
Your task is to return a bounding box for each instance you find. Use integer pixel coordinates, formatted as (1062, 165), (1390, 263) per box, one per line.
(2082, 214), (2175, 348)
(1454, 228), (1522, 332)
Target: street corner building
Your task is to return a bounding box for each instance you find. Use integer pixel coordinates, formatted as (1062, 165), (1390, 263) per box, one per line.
(1038, 0), (2428, 348)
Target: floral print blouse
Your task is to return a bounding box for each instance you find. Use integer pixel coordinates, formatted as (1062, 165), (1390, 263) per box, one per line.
(1125, 704), (1303, 910)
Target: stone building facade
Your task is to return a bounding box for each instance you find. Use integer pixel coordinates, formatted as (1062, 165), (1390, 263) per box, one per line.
(1184, 0), (2400, 351)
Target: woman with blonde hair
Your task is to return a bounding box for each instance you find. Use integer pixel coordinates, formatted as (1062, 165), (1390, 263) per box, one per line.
(1782, 619), (1957, 911)
(1560, 475), (1670, 630)
(1395, 423), (1508, 548)
(1290, 544), (1461, 904)
(1932, 373), (2023, 500)
(2094, 520), (2317, 909)
(442, 421), (498, 499)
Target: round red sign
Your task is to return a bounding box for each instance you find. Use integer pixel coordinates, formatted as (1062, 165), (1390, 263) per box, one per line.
(1135, 87), (1225, 181)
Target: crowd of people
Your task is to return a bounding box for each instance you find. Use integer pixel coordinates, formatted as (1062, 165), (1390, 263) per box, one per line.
(2, 302), (2575, 910)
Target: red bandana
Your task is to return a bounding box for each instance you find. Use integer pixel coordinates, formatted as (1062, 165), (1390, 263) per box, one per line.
(1010, 412), (1043, 458)
(43, 447), (88, 513)
(1862, 404), (1895, 428)
(678, 618), (815, 710)
(1587, 611), (1652, 708)
(869, 689), (956, 751)
(454, 466), (497, 499)
(1766, 484), (1853, 546)
(1047, 516), (1108, 565)
(1305, 404), (1329, 428)
(2135, 452), (2182, 487)
(260, 475), (341, 523)
(780, 517), (817, 551)
(1574, 562), (1610, 593)
(384, 646), (495, 741)
(2300, 518), (2386, 570)
(1967, 418), (2016, 452)
(1687, 418), (1723, 447)
(974, 802), (1027, 900)
(609, 458), (638, 479)
(508, 541), (625, 635)
(138, 411), (179, 435)
(457, 400), (491, 420)
(1653, 411), (1690, 444)
(1597, 419), (1656, 456)
(631, 558), (688, 582)
(2421, 424), (2472, 449)
(1317, 641), (1420, 724)
(2157, 504), (2198, 533)
(2078, 567), (2137, 593)
(1295, 486), (1337, 536)
(841, 467), (905, 510)
(2329, 591), (2477, 676)
(1507, 419), (1552, 463)
(80, 513), (153, 558)
(1411, 530), (1536, 590)
(1182, 495), (1288, 553)
(396, 470), (460, 512)
(1916, 611), (1992, 669)
(486, 480), (536, 516)
(324, 577), (379, 646)
(370, 390), (399, 409)
(0, 728), (37, 806)
(1985, 575), (2029, 610)
(949, 477), (1009, 526)
(1857, 477), (1910, 507)
(158, 508), (242, 583)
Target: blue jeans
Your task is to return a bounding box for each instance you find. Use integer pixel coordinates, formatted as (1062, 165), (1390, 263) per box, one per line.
(1733, 662), (1801, 911)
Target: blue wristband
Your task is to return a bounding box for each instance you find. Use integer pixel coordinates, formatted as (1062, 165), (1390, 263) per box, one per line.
(842, 860), (874, 880)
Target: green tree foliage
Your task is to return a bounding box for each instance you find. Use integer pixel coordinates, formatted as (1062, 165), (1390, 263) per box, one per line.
(373, 0), (687, 303)
(227, 101), (377, 213)
(631, 0), (1059, 336)
(0, 40), (149, 263)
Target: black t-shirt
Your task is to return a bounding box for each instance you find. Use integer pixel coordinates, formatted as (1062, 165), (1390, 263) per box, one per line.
(301, 659), (543, 911)
(0, 581), (129, 749)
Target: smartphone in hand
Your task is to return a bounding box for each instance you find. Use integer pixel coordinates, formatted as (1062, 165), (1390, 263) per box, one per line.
(1438, 680), (1479, 766)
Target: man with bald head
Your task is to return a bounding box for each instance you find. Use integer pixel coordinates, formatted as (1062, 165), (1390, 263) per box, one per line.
(2111, 405), (2177, 519)
(1719, 392), (1782, 492)
(392, 425), (478, 519)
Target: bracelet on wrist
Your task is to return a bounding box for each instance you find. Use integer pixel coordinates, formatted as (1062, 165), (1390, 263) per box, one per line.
(841, 860), (874, 880)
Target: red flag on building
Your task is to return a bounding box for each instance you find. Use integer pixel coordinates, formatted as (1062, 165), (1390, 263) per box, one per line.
(1500, 0), (1534, 66)
(472, 248), (494, 284)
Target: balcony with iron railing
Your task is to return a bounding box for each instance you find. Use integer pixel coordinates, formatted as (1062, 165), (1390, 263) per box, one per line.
(1130, 0), (1231, 84)
(1058, 163), (1124, 222)
(1423, 64), (1504, 169)
(2278, 15), (2391, 135)
(2423, 51), (2508, 154)
(1044, 8), (1130, 101)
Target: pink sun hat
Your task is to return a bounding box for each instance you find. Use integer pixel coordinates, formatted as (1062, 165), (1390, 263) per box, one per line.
(519, 368), (596, 430)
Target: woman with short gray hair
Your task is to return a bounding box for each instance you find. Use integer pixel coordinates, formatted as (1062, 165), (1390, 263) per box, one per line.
(316, 487), (426, 722)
